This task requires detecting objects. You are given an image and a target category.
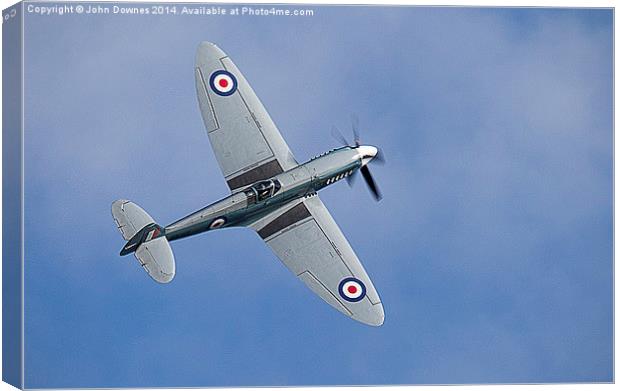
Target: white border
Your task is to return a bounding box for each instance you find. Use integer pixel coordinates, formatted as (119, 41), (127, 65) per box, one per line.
(0, 1), (616, 391)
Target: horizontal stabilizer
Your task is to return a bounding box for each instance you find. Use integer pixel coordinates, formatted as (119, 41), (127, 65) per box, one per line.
(111, 199), (176, 284)
(135, 237), (175, 284)
(112, 199), (155, 241)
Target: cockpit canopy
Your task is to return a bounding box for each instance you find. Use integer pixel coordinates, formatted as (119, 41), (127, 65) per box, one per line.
(244, 179), (282, 203)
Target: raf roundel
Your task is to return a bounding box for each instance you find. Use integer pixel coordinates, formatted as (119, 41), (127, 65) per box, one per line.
(209, 70), (238, 96)
(209, 217), (227, 229)
(338, 277), (367, 302)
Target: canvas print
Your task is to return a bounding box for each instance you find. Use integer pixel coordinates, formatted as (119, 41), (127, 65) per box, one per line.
(2, 1), (613, 388)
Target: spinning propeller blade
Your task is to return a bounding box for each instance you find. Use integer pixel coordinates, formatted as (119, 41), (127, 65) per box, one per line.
(331, 126), (350, 147)
(330, 115), (384, 201)
(373, 148), (386, 165)
(360, 165), (382, 201)
(346, 170), (357, 187)
(351, 114), (361, 147)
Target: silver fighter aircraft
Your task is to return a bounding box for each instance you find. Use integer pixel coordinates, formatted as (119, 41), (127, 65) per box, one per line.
(112, 42), (385, 326)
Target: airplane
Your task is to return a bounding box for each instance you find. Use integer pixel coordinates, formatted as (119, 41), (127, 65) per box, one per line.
(111, 42), (385, 326)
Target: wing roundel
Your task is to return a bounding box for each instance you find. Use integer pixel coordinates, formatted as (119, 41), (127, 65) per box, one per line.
(194, 42), (298, 191)
(249, 197), (384, 326)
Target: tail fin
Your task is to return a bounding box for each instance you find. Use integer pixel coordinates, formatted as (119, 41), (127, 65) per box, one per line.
(111, 200), (176, 283)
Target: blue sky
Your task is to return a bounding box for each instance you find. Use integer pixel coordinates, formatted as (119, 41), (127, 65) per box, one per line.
(22, 4), (612, 387)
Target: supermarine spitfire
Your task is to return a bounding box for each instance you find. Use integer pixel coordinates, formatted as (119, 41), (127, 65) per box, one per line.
(112, 42), (385, 326)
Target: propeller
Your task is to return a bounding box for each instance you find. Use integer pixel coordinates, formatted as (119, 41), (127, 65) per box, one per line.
(351, 114), (361, 147)
(331, 125), (350, 147)
(331, 116), (384, 201)
(360, 165), (382, 201)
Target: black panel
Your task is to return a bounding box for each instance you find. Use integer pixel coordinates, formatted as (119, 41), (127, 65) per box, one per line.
(227, 159), (284, 190)
(258, 203), (312, 239)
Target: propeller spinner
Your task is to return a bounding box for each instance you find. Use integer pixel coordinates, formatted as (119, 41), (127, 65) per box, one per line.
(331, 118), (384, 201)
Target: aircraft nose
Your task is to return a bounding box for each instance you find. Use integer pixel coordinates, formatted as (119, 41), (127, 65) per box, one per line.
(357, 145), (378, 166)
(358, 145), (378, 158)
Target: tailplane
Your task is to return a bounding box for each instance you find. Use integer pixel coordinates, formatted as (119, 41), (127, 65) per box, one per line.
(111, 200), (176, 283)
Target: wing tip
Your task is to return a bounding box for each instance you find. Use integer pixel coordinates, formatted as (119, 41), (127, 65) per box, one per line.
(196, 41), (226, 65)
(198, 40), (217, 47)
(354, 302), (385, 327)
(111, 198), (129, 209)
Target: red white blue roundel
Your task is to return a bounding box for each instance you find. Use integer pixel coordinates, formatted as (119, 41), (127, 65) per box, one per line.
(209, 70), (237, 96)
(209, 217), (227, 229)
(338, 277), (366, 302)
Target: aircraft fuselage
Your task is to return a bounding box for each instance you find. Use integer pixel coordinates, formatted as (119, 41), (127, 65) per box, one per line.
(164, 146), (372, 242)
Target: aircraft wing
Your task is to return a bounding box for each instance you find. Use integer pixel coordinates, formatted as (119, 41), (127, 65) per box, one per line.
(249, 196), (384, 326)
(195, 42), (299, 192)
